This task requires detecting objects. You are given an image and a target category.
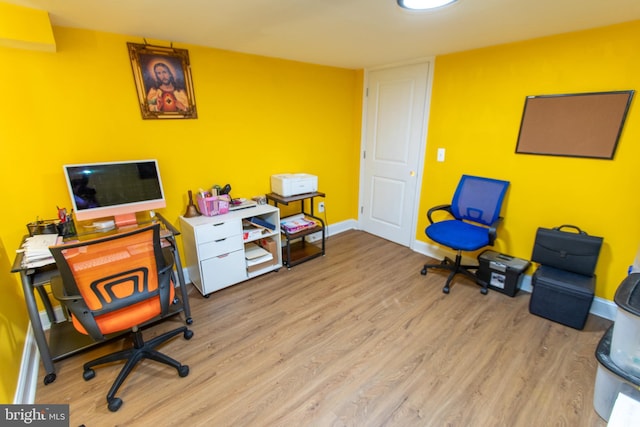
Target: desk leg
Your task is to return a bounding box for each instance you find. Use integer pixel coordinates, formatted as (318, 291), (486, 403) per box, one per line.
(156, 213), (193, 325)
(35, 286), (57, 324)
(166, 237), (192, 325)
(20, 271), (57, 385)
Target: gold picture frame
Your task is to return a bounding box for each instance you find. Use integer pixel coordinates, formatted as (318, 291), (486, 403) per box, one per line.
(127, 42), (197, 119)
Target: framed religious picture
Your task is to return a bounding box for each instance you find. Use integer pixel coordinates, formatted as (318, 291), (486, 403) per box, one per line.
(127, 42), (197, 119)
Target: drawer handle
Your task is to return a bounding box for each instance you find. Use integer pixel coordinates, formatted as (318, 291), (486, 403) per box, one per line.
(215, 238), (227, 242)
(212, 223), (225, 227)
(217, 253), (229, 259)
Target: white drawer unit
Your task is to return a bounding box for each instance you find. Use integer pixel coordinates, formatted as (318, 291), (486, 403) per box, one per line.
(180, 204), (282, 296)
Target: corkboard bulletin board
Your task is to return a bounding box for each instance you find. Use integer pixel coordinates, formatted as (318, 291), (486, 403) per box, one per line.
(515, 91), (634, 159)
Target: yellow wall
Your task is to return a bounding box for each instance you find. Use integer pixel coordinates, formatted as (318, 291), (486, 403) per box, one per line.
(419, 20), (640, 301)
(0, 3), (55, 51)
(0, 19), (362, 402)
(3, 3), (640, 404)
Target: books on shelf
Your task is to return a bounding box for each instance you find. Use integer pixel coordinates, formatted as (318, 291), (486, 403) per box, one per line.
(242, 220), (268, 241)
(248, 216), (276, 231)
(280, 214), (318, 234)
(245, 243), (273, 267)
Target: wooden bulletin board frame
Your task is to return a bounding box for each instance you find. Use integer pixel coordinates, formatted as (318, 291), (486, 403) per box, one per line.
(515, 90), (634, 159)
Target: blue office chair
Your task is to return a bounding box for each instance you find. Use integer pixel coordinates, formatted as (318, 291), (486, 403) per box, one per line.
(420, 175), (510, 294)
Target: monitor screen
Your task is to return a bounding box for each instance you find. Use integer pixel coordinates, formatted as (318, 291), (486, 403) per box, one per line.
(64, 159), (166, 227)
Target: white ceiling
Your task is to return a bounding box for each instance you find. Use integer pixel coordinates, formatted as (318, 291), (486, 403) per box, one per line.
(6, 0), (640, 69)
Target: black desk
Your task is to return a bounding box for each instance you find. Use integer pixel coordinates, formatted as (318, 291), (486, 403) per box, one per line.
(11, 213), (192, 385)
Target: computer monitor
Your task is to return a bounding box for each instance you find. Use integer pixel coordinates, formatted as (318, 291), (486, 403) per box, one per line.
(63, 159), (166, 228)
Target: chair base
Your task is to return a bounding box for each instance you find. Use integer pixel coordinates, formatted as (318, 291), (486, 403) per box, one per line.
(420, 251), (488, 295)
(83, 325), (193, 412)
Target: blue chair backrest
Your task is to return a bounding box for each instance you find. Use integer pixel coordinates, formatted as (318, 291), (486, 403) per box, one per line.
(450, 175), (510, 226)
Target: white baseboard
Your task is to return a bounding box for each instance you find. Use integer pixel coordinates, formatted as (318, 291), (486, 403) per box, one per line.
(412, 239), (617, 321)
(14, 324), (39, 404)
(15, 306), (67, 404)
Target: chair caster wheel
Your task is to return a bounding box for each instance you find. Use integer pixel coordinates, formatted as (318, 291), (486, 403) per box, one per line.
(186, 317), (193, 325)
(442, 286), (450, 294)
(43, 373), (56, 385)
(108, 397), (123, 412)
(178, 365), (190, 377)
(83, 369), (95, 381)
(481, 288), (488, 295)
(184, 329), (194, 340)
(420, 267), (427, 275)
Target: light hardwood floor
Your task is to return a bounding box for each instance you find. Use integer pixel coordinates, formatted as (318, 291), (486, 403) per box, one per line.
(35, 230), (611, 426)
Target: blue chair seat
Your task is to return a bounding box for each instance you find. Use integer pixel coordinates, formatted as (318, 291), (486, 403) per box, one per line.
(425, 220), (490, 252)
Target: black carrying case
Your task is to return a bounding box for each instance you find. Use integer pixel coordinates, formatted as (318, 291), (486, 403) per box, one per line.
(529, 265), (595, 329)
(531, 224), (603, 276)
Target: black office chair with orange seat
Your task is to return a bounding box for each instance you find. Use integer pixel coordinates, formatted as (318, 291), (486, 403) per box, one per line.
(50, 223), (193, 412)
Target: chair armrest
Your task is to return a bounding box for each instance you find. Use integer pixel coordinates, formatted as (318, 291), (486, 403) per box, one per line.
(427, 204), (453, 224)
(50, 275), (78, 302)
(160, 247), (174, 275)
(51, 275), (105, 340)
(487, 217), (503, 245)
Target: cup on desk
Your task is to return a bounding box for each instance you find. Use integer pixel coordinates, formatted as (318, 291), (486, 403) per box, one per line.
(252, 195), (267, 205)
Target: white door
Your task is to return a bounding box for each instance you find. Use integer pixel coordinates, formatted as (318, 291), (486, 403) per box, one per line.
(359, 61), (432, 247)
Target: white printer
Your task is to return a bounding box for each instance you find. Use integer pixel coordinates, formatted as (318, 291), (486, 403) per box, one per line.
(270, 173), (318, 197)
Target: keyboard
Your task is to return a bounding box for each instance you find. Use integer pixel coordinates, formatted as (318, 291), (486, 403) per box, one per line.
(73, 251), (131, 271)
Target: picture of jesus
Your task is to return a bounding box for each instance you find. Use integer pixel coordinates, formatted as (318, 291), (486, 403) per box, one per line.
(145, 62), (189, 112)
(128, 42), (197, 119)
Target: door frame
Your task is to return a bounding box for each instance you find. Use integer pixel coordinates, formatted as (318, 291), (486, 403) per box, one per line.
(357, 58), (435, 249)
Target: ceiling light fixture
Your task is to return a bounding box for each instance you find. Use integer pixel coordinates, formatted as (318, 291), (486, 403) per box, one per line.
(397, 0), (458, 10)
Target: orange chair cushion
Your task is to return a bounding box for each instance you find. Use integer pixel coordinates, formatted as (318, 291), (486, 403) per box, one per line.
(72, 284), (175, 336)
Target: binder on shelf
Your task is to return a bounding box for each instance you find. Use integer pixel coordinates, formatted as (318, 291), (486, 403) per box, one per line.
(248, 216), (276, 231)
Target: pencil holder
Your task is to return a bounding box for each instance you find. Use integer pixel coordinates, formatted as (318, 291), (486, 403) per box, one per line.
(57, 219), (77, 238)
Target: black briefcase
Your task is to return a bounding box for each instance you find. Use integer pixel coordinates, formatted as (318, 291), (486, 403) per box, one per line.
(531, 225), (603, 276)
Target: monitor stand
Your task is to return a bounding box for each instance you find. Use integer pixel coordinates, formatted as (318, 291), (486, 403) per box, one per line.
(114, 213), (137, 228)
